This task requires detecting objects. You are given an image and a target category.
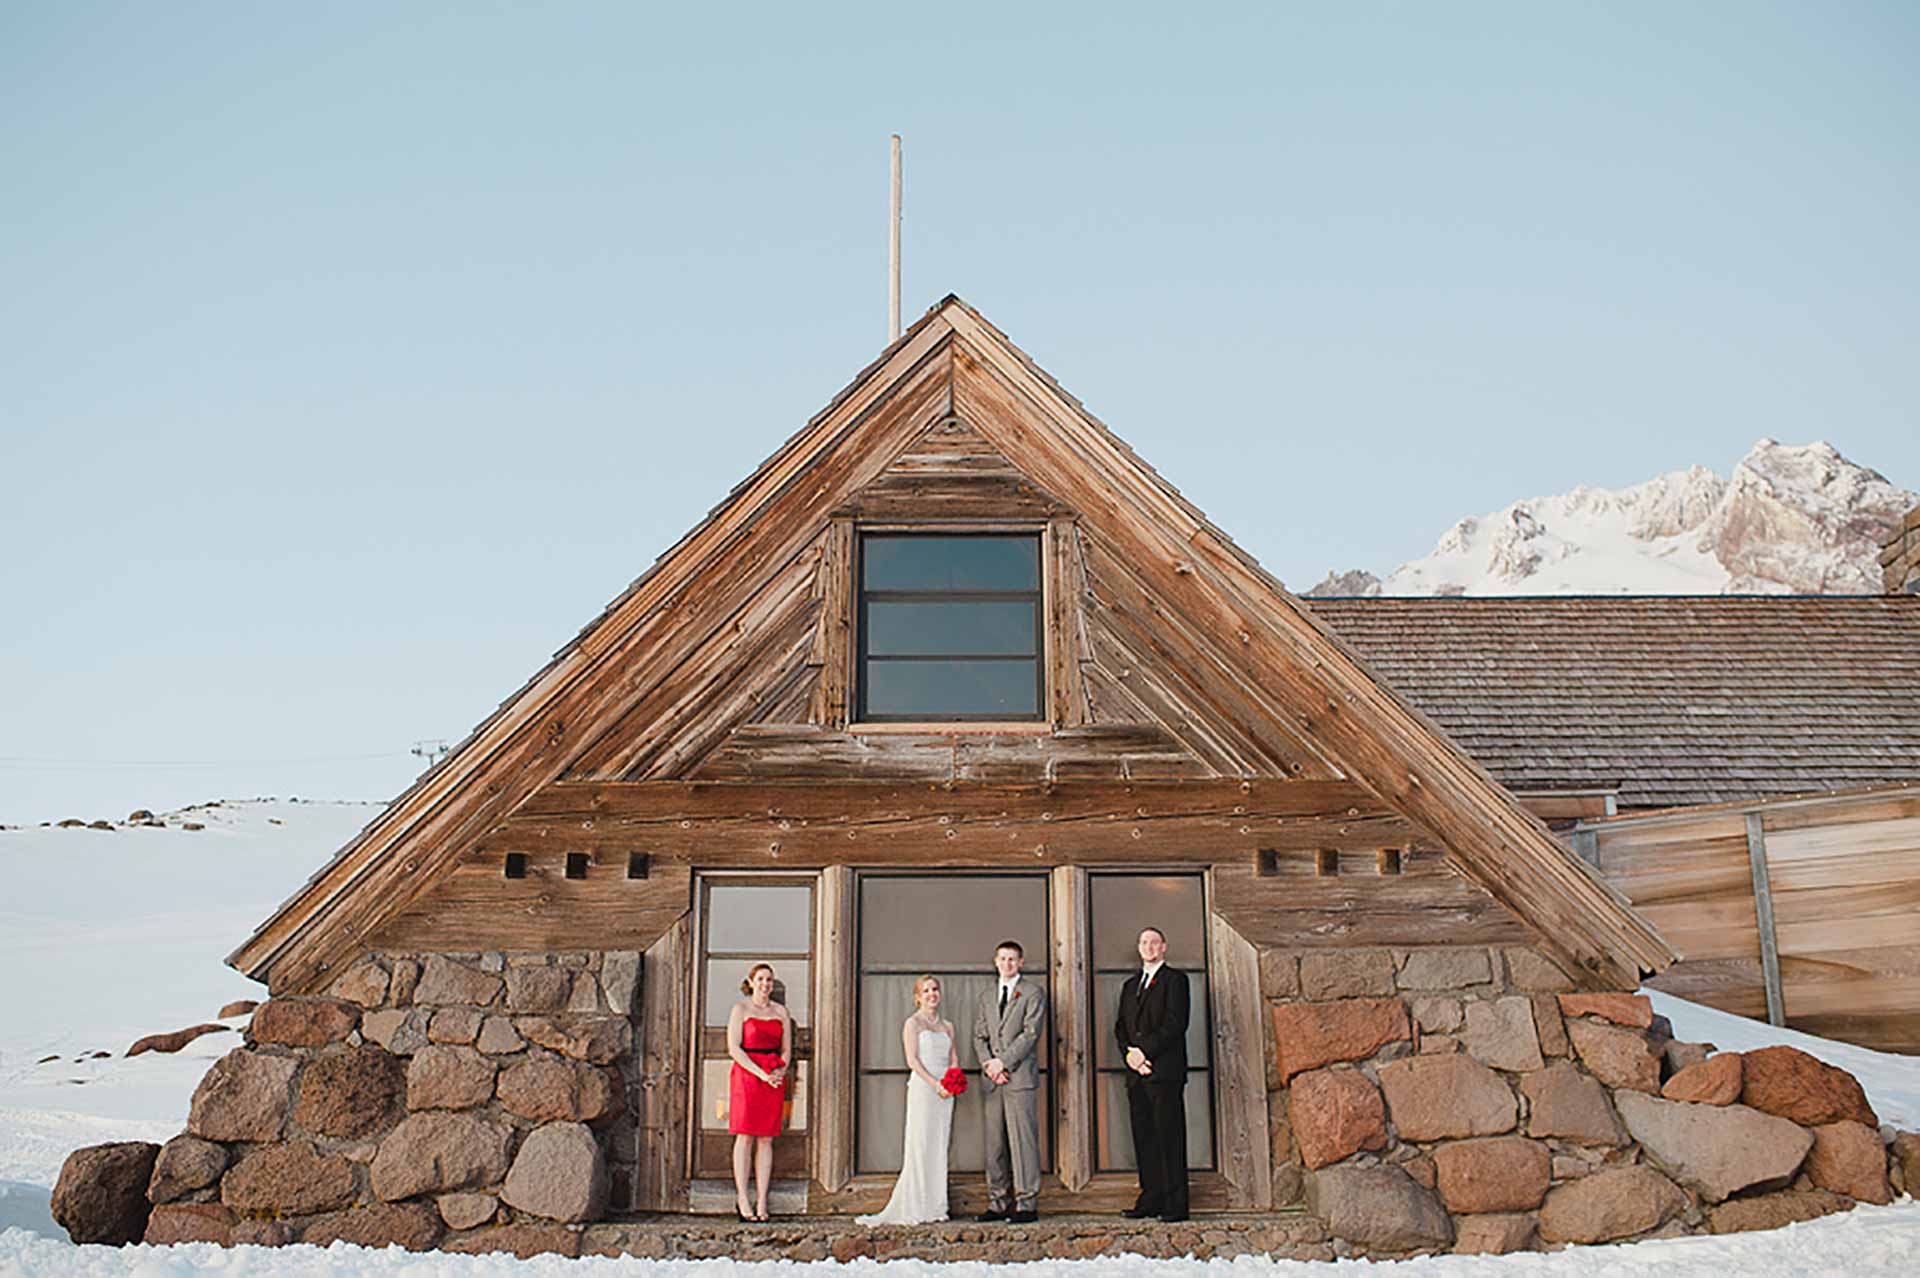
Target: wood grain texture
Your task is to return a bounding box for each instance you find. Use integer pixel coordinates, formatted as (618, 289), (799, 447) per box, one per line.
(636, 914), (693, 1212)
(813, 866), (856, 1192)
(1207, 911), (1270, 1209)
(1050, 865), (1092, 1192)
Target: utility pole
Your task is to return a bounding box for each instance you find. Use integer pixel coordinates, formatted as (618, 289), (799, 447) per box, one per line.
(889, 133), (902, 343)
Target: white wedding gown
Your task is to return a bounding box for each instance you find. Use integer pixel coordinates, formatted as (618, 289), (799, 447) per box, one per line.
(858, 1028), (954, 1225)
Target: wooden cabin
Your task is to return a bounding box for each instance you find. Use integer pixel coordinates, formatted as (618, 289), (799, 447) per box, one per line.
(227, 296), (1674, 1220)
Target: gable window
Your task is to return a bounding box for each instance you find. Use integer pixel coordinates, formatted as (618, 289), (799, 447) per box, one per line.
(855, 533), (1043, 722)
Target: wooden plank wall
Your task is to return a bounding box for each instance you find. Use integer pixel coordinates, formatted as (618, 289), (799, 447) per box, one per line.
(1586, 788), (1920, 1054)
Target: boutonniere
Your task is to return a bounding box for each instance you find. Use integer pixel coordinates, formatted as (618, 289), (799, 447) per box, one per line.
(1013, 990), (1024, 1001)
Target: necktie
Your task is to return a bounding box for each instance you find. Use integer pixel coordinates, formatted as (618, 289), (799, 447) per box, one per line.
(999, 986), (1009, 1015)
(1142, 969), (1153, 992)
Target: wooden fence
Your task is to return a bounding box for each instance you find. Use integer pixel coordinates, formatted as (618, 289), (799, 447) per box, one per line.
(1573, 784), (1920, 1056)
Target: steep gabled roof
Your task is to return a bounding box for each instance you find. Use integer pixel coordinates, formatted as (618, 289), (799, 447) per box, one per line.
(1311, 595), (1920, 808)
(233, 297), (1673, 992)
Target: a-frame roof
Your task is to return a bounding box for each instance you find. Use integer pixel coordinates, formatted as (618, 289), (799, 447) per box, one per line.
(232, 296), (1674, 992)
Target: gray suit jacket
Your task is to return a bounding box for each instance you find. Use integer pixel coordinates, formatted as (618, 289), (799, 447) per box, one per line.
(973, 976), (1046, 1091)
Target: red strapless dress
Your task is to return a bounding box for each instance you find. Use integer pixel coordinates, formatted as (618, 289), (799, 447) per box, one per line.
(729, 1016), (786, 1137)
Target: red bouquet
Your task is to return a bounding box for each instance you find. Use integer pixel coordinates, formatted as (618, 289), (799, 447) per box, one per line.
(940, 1067), (969, 1096)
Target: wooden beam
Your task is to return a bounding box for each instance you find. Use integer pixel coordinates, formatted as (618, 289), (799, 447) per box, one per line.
(1047, 519), (1091, 729)
(1207, 910), (1270, 1209)
(636, 914), (693, 1212)
(1050, 865), (1092, 1192)
(1746, 812), (1787, 1027)
(807, 519), (853, 729)
(813, 866), (856, 1192)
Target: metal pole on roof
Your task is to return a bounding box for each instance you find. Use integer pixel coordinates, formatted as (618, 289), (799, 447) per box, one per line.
(889, 134), (902, 343)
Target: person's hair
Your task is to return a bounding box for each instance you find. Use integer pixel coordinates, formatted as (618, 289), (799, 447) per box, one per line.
(913, 974), (941, 1007)
(1139, 926), (1166, 943)
(995, 940), (1024, 958)
(739, 962), (776, 996)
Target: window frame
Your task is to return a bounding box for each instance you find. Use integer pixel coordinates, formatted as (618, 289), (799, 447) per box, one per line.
(852, 530), (1048, 725)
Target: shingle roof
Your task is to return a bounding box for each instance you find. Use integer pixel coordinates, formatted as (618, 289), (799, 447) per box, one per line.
(1308, 595), (1920, 810)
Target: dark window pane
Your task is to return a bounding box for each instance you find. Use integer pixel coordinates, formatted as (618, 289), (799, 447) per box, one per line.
(1095, 1071), (1214, 1171)
(860, 876), (1048, 972)
(1090, 875), (1206, 969)
(865, 600), (1038, 657)
(863, 536), (1039, 592)
(1096, 969), (1209, 1069)
(706, 884), (811, 954)
(864, 658), (1039, 719)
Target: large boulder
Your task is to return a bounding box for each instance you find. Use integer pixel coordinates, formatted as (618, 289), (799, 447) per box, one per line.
(1288, 1068), (1388, 1169)
(1271, 999), (1410, 1081)
(187, 1048), (297, 1142)
(143, 1202), (234, 1245)
(501, 1122), (608, 1223)
(1460, 997), (1543, 1072)
(293, 1045), (406, 1138)
(1739, 1046), (1877, 1127)
(1431, 1136), (1551, 1213)
(407, 1044), (499, 1111)
(300, 1202), (443, 1251)
(1662, 1053), (1742, 1105)
(1537, 1165), (1686, 1244)
(370, 1112), (514, 1201)
(248, 996), (361, 1048)
(1613, 1092), (1813, 1202)
(51, 1141), (159, 1245)
(1521, 1062), (1626, 1145)
(1566, 1020), (1660, 1093)
(147, 1134), (227, 1204)
(1806, 1120), (1892, 1204)
(1377, 1054), (1516, 1140)
(414, 956), (504, 1007)
(220, 1140), (357, 1216)
(1306, 1164), (1452, 1252)
(497, 1055), (623, 1123)
(1707, 1189), (1852, 1234)
(1893, 1131), (1920, 1196)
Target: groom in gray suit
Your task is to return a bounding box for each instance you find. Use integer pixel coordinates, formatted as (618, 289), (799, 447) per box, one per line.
(973, 939), (1046, 1222)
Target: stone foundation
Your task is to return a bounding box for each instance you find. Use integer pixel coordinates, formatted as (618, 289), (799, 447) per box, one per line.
(1258, 944), (1905, 1257)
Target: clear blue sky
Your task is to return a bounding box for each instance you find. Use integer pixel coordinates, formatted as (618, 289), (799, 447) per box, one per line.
(4, 3), (1916, 822)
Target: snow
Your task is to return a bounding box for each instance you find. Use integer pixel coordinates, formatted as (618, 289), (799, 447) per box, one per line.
(2, 798), (1916, 1274)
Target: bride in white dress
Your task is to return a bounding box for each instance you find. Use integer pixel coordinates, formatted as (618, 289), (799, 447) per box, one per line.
(858, 974), (959, 1226)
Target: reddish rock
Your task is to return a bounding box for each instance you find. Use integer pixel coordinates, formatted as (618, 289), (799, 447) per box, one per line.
(516, 1014), (633, 1065)
(1740, 1046), (1878, 1127)
(1614, 1091), (1812, 1202)
(187, 1048), (296, 1142)
(328, 960), (391, 1009)
(1707, 1189), (1851, 1234)
(414, 956), (503, 1007)
(507, 965), (576, 1012)
(1806, 1120), (1892, 1204)
(497, 1055), (623, 1123)
(143, 1202), (234, 1246)
(1893, 1131), (1920, 1196)
(293, 1045), (406, 1138)
(1451, 1212), (1537, 1255)
(1556, 993), (1654, 1028)
(1377, 1054), (1516, 1140)
(1461, 997), (1544, 1071)
(1503, 948), (1574, 993)
(248, 997), (361, 1048)
(1530, 995), (1569, 1058)
(363, 1006), (432, 1055)
(501, 1122), (608, 1223)
(1665, 1040), (1713, 1076)
(1431, 1137), (1551, 1213)
(429, 1006), (485, 1045)
(300, 1203), (443, 1251)
(370, 1111), (514, 1200)
(1662, 1054), (1742, 1105)
(1271, 999), (1411, 1081)
(1288, 1068), (1388, 1169)
(1259, 951), (1300, 999)
(127, 1023), (231, 1057)
(147, 1134), (226, 1204)
(442, 1223), (582, 1258)
(408, 1044), (499, 1110)
(1300, 950), (1397, 999)
(220, 1140), (357, 1215)
(390, 958), (421, 1005)
(1567, 1020), (1661, 1094)
(1306, 1165), (1453, 1252)
(438, 1191), (499, 1230)
(1410, 996), (1462, 1034)
(477, 1015), (525, 1055)
(1395, 948), (1492, 990)
(52, 1142), (159, 1245)
(1537, 1165), (1687, 1244)
(1522, 1062), (1625, 1145)
(217, 999), (258, 1019)
(232, 1219), (295, 1246)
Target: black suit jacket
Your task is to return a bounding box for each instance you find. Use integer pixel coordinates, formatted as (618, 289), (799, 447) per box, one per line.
(1115, 965), (1190, 1083)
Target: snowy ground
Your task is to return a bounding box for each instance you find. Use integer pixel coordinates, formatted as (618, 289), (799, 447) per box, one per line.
(1, 799), (1915, 1274)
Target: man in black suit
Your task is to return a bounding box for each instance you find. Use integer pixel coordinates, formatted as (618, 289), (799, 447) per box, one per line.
(1114, 925), (1189, 1221)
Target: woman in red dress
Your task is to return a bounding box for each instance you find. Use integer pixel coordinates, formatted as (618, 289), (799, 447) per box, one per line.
(727, 962), (791, 1221)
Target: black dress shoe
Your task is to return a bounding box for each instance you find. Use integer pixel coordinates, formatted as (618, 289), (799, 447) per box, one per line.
(1123, 1204), (1159, 1219)
(978, 1208), (1011, 1222)
(1010, 1209), (1039, 1224)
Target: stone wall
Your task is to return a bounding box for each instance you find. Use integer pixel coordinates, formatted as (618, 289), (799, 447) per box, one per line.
(138, 949), (641, 1254)
(1259, 944), (1908, 1257)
